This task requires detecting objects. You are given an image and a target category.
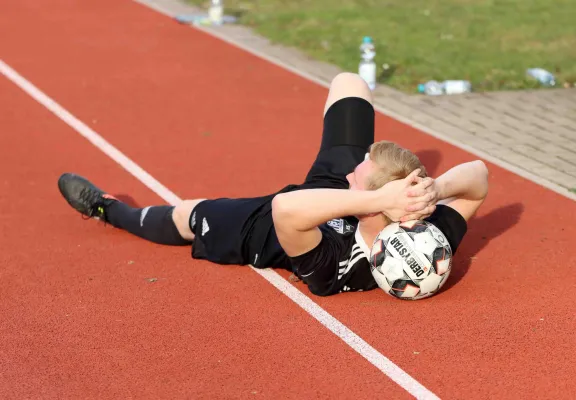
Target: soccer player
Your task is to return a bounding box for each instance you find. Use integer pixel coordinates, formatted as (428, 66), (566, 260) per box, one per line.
(58, 73), (489, 296)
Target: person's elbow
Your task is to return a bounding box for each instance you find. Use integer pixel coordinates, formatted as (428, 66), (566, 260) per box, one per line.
(473, 160), (489, 199)
(272, 194), (298, 231)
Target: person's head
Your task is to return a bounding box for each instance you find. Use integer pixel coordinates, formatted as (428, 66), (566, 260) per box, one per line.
(346, 140), (427, 191)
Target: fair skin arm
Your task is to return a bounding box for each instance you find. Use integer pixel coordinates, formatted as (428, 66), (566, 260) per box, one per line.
(272, 169), (435, 257)
(402, 160), (489, 222)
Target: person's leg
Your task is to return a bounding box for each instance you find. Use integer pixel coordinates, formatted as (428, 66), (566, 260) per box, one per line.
(171, 199), (205, 240)
(105, 198), (205, 244)
(58, 173), (203, 245)
(323, 72), (374, 116)
(303, 73), (375, 188)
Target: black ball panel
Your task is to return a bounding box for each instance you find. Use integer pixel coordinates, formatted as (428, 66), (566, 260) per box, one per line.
(390, 279), (420, 299)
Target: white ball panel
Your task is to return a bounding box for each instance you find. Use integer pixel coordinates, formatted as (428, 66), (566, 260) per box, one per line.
(383, 256), (405, 282)
(414, 232), (439, 256)
(400, 284), (421, 298)
(418, 273), (443, 294)
(439, 270), (451, 288)
(427, 224), (450, 250)
(436, 257), (451, 275)
(372, 269), (391, 292)
(379, 223), (401, 240)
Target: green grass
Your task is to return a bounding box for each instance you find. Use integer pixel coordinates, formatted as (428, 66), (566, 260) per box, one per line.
(187, 0), (576, 93)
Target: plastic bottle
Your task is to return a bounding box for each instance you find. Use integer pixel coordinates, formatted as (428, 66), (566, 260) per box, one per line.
(526, 68), (556, 86)
(418, 81), (444, 96)
(444, 80), (472, 94)
(359, 36), (377, 91)
(209, 0), (223, 25)
(418, 80), (471, 95)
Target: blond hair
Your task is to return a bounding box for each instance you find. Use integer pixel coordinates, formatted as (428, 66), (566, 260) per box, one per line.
(363, 141), (427, 223)
(366, 141), (427, 190)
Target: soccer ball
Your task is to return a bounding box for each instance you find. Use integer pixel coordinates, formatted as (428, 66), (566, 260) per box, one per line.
(370, 220), (452, 300)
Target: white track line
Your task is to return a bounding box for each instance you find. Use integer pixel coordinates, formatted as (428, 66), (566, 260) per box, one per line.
(132, 0), (576, 202)
(0, 61), (181, 207)
(0, 59), (439, 399)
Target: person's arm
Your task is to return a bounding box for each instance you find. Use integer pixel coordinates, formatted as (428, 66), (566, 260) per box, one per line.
(272, 169), (435, 257)
(436, 160), (489, 221)
(402, 160), (488, 222)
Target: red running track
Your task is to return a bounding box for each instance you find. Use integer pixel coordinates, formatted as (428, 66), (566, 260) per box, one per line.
(0, 0), (575, 398)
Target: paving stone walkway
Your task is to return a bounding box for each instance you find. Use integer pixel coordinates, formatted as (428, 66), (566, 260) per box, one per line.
(136, 0), (576, 200)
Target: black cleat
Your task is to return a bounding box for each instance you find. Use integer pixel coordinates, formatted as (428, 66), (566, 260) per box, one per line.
(58, 173), (117, 220)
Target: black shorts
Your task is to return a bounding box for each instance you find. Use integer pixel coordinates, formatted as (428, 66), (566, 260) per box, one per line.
(189, 97), (375, 268)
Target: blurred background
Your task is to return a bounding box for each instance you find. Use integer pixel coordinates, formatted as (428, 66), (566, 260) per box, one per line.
(188, 0), (576, 93)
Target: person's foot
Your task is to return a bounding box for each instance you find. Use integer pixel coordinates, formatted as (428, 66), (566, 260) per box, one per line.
(57, 173), (117, 220)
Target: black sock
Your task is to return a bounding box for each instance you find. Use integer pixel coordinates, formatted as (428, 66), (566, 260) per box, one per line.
(104, 202), (191, 246)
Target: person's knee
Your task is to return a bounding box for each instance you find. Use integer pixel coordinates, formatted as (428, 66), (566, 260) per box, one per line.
(173, 199), (204, 240)
(331, 72), (368, 88)
(324, 73), (373, 115)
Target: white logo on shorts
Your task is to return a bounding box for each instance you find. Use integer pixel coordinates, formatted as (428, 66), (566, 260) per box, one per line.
(140, 207), (151, 227)
(191, 212), (196, 230)
(201, 218), (210, 236)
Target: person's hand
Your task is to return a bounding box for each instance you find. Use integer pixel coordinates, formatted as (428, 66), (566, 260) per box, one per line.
(376, 169), (437, 222)
(399, 174), (438, 222)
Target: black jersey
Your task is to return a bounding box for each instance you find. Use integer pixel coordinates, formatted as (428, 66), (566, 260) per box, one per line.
(289, 216), (375, 296)
(288, 205), (467, 296)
